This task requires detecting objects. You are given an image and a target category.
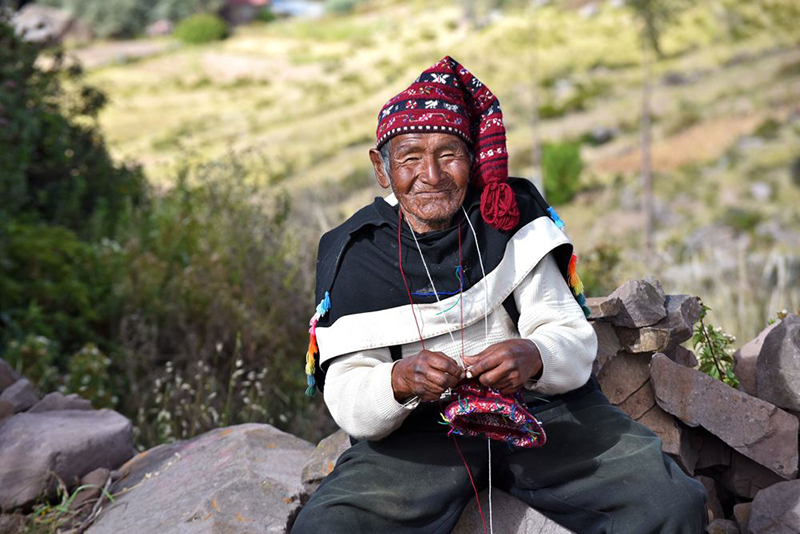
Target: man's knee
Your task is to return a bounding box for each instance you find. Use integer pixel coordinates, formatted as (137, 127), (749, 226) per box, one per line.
(646, 461), (707, 531)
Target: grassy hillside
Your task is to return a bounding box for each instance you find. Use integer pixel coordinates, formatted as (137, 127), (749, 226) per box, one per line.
(84, 0), (800, 342)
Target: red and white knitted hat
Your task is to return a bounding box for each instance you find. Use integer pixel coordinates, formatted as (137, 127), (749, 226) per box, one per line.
(376, 56), (520, 231)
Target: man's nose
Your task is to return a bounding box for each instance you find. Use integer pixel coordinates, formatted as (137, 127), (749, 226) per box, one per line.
(419, 154), (444, 184)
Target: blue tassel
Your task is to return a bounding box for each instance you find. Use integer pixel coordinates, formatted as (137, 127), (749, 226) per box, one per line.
(305, 374), (316, 397)
(316, 291), (331, 316)
(577, 293), (586, 305)
(547, 207), (565, 229)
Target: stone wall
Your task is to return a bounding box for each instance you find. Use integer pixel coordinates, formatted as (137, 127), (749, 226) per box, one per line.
(2, 277), (799, 533)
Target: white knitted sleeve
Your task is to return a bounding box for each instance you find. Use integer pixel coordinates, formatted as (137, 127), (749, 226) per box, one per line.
(514, 252), (598, 395)
(323, 348), (420, 441)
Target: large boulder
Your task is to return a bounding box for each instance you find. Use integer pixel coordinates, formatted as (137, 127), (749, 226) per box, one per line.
(301, 429), (350, 494)
(650, 354), (798, 479)
(606, 277), (667, 328)
(0, 410), (134, 510)
(748, 479), (800, 533)
(453, 488), (573, 533)
(0, 359), (20, 392)
(28, 392), (92, 413)
(734, 322), (778, 396)
(755, 314), (800, 411)
(87, 424), (313, 534)
(0, 379), (39, 413)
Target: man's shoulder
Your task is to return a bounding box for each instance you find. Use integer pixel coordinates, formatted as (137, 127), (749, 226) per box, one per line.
(318, 197), (387, 255)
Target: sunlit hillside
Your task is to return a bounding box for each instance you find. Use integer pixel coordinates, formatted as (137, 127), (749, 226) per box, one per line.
(82, 0), (800, 342)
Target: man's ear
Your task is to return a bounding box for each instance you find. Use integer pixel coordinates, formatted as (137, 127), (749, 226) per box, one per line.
(369, 148), (391, 189)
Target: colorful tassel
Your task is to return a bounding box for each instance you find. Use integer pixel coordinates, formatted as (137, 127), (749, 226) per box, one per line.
(547, 207), (565, 229)
(566, 253), (591, 318)
(304, 291), (331, 397)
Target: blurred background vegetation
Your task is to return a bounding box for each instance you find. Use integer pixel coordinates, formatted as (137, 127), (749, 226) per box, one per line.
(1, 0), (799, 447)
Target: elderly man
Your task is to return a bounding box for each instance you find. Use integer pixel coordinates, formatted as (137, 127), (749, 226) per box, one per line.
(292, 57), (705, 533)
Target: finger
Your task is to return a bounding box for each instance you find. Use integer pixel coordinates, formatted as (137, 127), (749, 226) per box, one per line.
(467, 352), (505, 377)
(426, 354), (465, 379)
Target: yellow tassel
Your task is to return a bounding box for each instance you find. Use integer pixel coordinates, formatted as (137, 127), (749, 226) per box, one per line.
(572, 276), (584, 296)
(305, 349), (316, 376)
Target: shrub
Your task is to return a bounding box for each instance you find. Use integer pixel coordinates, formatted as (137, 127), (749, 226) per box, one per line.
(0, 17), (146, 239)
(151, 0), (224, 24)
(256, 7), (278, 23)
(325, 0), (361, 15)
(542, 141), (584, 206)
(174, 13), (228, 44)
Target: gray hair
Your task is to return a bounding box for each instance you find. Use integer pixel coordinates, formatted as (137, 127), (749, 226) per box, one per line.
(376, 140), (474, 180)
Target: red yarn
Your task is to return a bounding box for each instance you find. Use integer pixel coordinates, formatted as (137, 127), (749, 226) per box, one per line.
(480, 182), (520, 231)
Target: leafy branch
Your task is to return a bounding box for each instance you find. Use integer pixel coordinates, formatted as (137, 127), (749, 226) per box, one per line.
(693, 303), (739, 388)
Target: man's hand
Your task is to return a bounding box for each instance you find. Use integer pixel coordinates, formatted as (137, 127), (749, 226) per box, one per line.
(391, 350), (465, 402)
(462, 339), (542, 396)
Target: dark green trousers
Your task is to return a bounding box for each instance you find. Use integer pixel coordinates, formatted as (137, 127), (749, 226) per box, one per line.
(292, 377), (706, 533)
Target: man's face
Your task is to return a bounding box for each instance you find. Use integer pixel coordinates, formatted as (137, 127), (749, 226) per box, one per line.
(369, 133), (472, 233)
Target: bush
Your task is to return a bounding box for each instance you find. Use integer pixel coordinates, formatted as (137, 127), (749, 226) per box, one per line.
(256, 7), (278, 23)
(0, 17), (146, 239)
(325, 0), (361, 15)
(174, 13), (228, 44)
(151, 0), (224, 24)
(542, 141), (584, 206)
(39, 0), (152, 38)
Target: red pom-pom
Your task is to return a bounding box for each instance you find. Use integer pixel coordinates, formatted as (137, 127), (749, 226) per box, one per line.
(480, 182), (520, 231)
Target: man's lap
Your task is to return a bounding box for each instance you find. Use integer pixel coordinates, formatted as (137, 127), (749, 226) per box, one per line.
(292, 378), (706, 533)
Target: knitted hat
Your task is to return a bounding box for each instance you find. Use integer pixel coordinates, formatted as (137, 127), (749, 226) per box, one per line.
(376, 56), (520, 231)
(442, 380), (546, 448)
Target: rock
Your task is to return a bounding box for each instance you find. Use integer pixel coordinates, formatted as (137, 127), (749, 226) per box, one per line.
(592, 322), (620, 374)
(750, 181), (772, 202)
(69, 467), (110, 512)
(616, 379), (656, 420)
(0, 400), (13, 423)
(29, 392), (93, 413)
(616, 326), (671, 353)
(650, 354), (798, 479)
(301, 429), (351, 494)
(749, 480), (800, 533)
(87, 424), (313, 534)
(585, 296), (622, 321)
(755, 314), (800, 411)
(0, 410), (133, 510)
(695, 433), (732, 470)
(616, 295), (702, 353)
(732, 502), (751, 533)
(637, 405), (698, 474)
(734, 323), (777, 396)
(597, 351), (652, 405)
(722, 452), (784, 500)
(607, 277), (667, 328)
(696, 475), (725, 522)
(0, 378), (39, 413)
(705, 519), (740, 534)
(0, 514), (26, 534)
(664, 345), (699, 368)
(0, 359), (20, 391)
(453, 488), (573, 533)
